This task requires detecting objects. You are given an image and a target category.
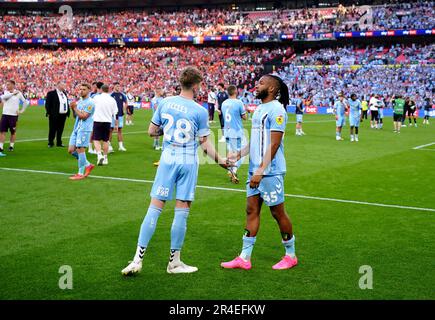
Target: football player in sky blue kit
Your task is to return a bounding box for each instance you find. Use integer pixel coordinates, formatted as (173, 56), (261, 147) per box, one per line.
(333, 92), (347, 141)
(151, 88), (164, 151)
(348, 93), (362, 142)
(221, 85), (247, 184)
(221, 74), (298, 270)
(67, 83), (95, 180)
(294, 92), (305, 136)
(122, 67), (231, 275)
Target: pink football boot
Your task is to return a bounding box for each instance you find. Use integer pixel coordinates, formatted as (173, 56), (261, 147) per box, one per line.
(272, 256), (298, 270)
(221, 256), (251, 270)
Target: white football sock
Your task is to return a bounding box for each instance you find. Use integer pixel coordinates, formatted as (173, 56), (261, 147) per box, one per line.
(133, 246), (146, 264)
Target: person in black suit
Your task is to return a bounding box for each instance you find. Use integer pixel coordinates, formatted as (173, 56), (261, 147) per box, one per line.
(45, 82), (70, 147)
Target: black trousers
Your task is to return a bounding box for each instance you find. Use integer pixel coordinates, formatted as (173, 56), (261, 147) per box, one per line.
(208, 103), (215, 121)
(218, 112), (224, 130)
(48, 114), (68, 146)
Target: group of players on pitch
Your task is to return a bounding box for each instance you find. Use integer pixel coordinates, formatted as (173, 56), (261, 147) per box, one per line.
(331, 92), (426, 142)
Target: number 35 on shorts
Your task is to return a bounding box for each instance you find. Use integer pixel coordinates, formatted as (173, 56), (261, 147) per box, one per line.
(262, 191), (278, 203)
(259, 176), (285, 206)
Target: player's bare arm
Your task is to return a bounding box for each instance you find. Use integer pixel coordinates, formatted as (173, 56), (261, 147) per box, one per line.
(148, 122), (163, 137)
(199, 135), (231, 169)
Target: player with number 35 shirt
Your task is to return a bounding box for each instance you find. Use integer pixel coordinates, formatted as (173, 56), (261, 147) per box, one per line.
(221, 74), (298, 271)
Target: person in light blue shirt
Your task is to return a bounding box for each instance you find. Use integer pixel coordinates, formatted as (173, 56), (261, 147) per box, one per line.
(221, 74), (298, 271)
(68, 83), (95, 180)
(333, 92), (347, 141)
(348, 93), (362, 142)
(221, 85), (247, 183)
(294, 92), (305, 136)
(121, 67), (231, 276)
(151, 89), (164, 151)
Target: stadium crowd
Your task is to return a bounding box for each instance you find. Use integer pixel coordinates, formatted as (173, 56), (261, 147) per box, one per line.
(0, 2), (433, 39)
(280, 43), (434, 108)
(0, 45), (288, 100)
(0, 42), (432, 109)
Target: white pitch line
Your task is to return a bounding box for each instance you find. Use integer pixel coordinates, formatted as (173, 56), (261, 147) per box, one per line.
(413, 142), (435, 150)
(0, 167), (434, 213)
(415, 148), (435, 152)
(15, 130), (148, 143)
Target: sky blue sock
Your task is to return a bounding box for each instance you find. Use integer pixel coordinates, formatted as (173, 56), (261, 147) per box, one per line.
(240, 236), (256, 260)
(137, 205), (162, 248)
(282, 235), (296, 258)
(78, 152), (86, 175)
(79, 152), (90, 167)
(170, 208), (190, 250)
(71, 151), (79, 160)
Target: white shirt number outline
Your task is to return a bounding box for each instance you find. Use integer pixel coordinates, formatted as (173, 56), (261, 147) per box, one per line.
(162, 113), (192, 144)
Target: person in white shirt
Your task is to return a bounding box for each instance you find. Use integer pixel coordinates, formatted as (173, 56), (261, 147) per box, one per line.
(207, 87), (217, 122)
(92, 84), (118, 165)
(125, 89), (135, 126)
(369, 94), (380, 129)
(0, 80), (29, 155)
(88, 82), (103, 154)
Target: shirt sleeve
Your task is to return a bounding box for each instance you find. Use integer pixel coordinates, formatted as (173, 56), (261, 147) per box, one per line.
(197, 108), (211, 137)
(240, 101), (246, 116)
(0, 92), (14, 101)
(112, 99), (118, 117)
(269, 105), (287, 132)
(83, 101), (95, 114)
(151, 101), (162, 126)
(19, 93), (29, 110)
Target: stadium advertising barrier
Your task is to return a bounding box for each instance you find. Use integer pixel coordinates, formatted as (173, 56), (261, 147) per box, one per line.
(31, 99), (147, 110)
(140, 102), (151, 109)
(1, 29), (433, 45)
(0, 35), (246, 44)
(29, 100), (435, 117)
(280, 29), (435, 40)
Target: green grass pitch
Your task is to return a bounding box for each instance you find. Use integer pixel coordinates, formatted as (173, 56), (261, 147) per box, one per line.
(0, 106), (434, 300)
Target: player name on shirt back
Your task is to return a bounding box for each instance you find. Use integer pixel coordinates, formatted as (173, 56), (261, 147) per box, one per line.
(167, 103), (188, 114)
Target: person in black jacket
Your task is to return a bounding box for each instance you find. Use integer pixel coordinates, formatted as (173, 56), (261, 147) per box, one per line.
(216, 83), (228, 142)
(45, 82), (70, 147)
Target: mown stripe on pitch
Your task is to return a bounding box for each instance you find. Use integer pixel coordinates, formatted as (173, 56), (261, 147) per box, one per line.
(1, 167), (434, 213)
